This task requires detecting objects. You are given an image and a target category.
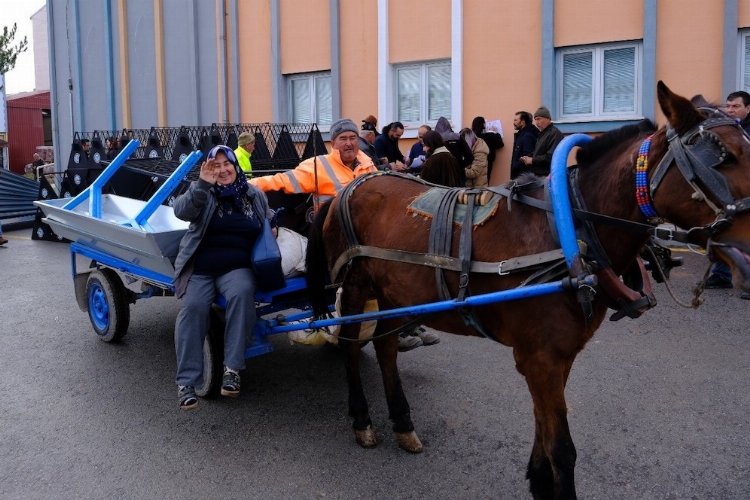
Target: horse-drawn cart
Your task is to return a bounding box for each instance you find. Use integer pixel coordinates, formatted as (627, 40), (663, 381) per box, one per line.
(34, 137), (602, 398)
(34, 135), (609, 390)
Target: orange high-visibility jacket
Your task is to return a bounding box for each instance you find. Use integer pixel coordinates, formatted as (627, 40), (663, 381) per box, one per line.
(249, 149), (376, 203)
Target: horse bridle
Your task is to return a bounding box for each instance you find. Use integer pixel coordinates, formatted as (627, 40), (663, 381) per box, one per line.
(641, 110), (750, 239)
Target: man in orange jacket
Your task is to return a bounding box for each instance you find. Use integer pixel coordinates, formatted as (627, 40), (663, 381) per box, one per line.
(250, 118), (438, 351)
(249, 118), (377, 205)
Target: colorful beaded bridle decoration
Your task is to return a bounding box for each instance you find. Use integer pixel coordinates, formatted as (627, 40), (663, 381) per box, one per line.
(635, 134), (658, 220)
(635, 112), (750, 237)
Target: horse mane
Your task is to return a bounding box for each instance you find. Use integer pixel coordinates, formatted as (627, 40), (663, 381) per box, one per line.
(575, 119), (657, 166)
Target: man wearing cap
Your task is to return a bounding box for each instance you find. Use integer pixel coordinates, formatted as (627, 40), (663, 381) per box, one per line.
(234, 132), (255, 176)
(249, 118), (376, 205)
(519, 106), (563, 176)
(251, 119), (438, 352)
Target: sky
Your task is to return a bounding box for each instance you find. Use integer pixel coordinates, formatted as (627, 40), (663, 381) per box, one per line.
(1, 0), (47, 94)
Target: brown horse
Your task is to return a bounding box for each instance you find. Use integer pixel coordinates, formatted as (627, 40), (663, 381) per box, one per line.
(305, 82), (750, 499)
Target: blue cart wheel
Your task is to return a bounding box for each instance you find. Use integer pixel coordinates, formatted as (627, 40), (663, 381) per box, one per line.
(86, 269), (130, 342)
(195, 308), (224, 398)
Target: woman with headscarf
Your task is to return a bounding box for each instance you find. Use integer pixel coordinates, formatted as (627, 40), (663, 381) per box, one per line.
(171, 145), (273, 410)
(419, 130), (463, 187)
(460, 127), (490, 188)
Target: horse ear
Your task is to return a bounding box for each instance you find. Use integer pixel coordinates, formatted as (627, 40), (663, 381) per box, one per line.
(690, 94), (711, 108)
(657, 81), (703, 134)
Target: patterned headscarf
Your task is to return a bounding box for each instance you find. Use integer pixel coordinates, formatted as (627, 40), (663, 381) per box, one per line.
(207, 145), (254, 217)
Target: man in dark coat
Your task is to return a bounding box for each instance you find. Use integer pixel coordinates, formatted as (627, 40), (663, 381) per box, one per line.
(374, 121), (406, 170)
(519, 106), (563, 176)
(510, 111), (538, 179)
(704, 90), (750, 299)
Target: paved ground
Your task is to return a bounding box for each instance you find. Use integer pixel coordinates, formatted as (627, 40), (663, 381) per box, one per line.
(1, 228), (749, 499)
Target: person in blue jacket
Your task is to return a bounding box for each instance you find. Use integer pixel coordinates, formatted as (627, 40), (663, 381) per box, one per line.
(171, 145), (274, 409)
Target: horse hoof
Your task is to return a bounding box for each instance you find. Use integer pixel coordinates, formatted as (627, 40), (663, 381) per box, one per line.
(395, 431), (423, 453)
(354, 426), (378, 448)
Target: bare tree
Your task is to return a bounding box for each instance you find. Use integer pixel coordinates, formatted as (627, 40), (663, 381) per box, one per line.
(0, 23), (29, 75)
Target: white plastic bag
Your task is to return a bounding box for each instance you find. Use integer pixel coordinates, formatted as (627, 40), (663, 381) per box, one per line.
(277, 227), (307, 277)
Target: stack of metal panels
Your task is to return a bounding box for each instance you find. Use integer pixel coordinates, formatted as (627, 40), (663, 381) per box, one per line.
(0, 169), (39, 229)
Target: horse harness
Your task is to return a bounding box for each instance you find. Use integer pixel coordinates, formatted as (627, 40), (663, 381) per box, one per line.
(332, 172), (583, 339)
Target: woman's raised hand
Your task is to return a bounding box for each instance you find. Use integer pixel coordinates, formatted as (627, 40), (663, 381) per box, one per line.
(199, 158), (219, 184)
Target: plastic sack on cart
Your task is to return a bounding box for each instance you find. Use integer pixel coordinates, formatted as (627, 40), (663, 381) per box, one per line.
(287, 288), (378, 346)
(277, 227), (307, 277)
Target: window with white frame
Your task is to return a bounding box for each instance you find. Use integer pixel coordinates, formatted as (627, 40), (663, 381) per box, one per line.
(740, 29), (750, 94)
(557, 42), (642, 120)
(288, 72), (332, 126)
(395, 61), (451, 125)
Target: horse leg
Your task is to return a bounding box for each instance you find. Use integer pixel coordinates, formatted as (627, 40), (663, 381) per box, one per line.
(339, 286), (377, 448)
(518, 350), (577, 500)
(372, 318), (422, 453)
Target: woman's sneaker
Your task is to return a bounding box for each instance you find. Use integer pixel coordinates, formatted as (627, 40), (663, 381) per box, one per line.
(178, 385), (198, 410)
(221, 368), (241, 397)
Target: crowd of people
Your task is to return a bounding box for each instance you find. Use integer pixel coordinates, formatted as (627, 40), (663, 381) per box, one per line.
(347, 107), (566, 189)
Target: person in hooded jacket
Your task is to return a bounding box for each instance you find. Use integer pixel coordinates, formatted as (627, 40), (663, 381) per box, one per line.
(460, 128), (490, 188)
(419, 130), (463, 188)
(171, 145), (274, 410)
(434, 117), (473, 184)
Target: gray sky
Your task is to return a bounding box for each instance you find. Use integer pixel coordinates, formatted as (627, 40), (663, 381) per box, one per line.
(1, 0), (46, 94)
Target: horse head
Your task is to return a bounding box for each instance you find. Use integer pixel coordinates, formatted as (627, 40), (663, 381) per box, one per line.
(656, 81), (750, 293)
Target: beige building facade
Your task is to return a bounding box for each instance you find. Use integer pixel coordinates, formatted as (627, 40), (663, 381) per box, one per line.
(48, 0), (750, 183)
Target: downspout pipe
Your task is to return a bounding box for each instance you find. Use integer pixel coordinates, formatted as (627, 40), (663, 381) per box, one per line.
(104, 0), (116, 131)
(228, 0), (240, 122)
(72, 0), (85, 131)
(218, 0), (229, 123)
(47, 0), (62, 174)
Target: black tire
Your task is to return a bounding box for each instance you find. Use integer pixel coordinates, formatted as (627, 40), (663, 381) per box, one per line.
(85, 269), (130, 342)
(195, 309), (224, 398)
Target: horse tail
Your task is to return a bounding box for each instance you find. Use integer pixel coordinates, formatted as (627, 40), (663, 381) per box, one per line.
(306, 199), (334, 317)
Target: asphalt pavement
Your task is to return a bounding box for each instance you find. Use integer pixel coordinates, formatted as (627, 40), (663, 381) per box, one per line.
(1, 228), (748, 499)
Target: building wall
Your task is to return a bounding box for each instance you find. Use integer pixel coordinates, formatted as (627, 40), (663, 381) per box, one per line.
(740, 0), (750, 26)
(46, 0), (748, 184)
(339, 0), (378, 123)
(389, 0), (451, 64)
(555, 0), (642, 47)
(47, 0), (232, 168)
(463, 0), (543, 183)
(238, 0), (273, 122)
(31, 5), (50, 91)
(656, 0), (724, 102)
(280, 0), (330, 74)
